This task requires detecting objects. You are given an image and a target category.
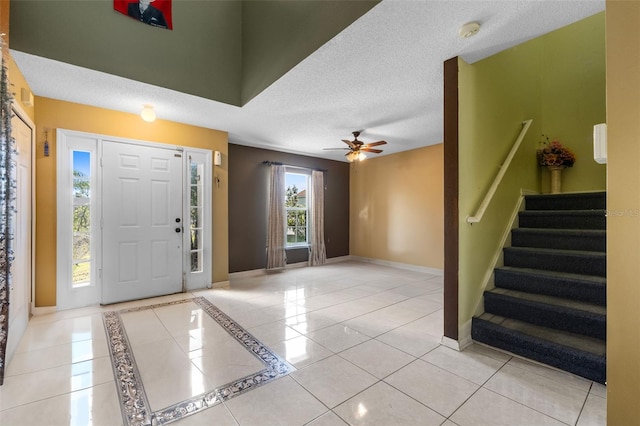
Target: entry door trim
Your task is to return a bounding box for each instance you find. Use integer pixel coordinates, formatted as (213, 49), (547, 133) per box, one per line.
(11, 102), (35, 313)
(5, 102), (35, 368)
(56, 129), (212, 310)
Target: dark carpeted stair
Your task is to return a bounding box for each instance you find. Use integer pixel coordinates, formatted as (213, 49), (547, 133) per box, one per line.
(472, 191), (606, 384)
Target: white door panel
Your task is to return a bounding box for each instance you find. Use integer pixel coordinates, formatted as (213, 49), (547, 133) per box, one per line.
(102, 141), (183, 304)
(6, 111), (33, 363)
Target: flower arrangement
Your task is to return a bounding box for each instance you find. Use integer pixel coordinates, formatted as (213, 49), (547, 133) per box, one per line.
(537, 136), (576, 168)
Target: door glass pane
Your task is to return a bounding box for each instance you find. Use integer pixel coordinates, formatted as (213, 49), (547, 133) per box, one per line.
(190, 185), (201, 207)
(190, 229), (201, 251)
(72, 151), (91, 288)
(189, 158), (204, 273)
(190, 163), (202, 185)
(191, 251), (202, 273)
(190, 207), (201, 229)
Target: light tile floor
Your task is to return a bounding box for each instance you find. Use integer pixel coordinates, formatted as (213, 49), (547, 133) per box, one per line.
(0, 261), (606, 425)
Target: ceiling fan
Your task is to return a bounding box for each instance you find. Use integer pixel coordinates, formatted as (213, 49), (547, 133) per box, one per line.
(324, 131), (387, 162)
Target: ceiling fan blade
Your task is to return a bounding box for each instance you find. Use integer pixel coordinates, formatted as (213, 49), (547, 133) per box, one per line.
(361, 148), (383, 154)
(342, 139), (356, 149)
(365, 140), (387, 147)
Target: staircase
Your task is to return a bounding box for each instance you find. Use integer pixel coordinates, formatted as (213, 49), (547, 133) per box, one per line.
(472, 192), (606, 384)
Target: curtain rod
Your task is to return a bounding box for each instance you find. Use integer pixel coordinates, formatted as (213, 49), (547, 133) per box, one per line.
(262, 161), (327, 172)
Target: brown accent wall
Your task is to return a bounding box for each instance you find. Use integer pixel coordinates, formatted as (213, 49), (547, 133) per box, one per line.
(228, 143), (349, 273)
(443, 57), (459, 340)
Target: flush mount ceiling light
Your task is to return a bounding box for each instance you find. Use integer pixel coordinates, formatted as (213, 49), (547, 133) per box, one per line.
(459, 21), (480, 38)
(140, 104), (156, 122)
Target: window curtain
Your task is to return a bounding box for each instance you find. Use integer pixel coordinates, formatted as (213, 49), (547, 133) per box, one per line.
(0, 52), (16, 386)
(309, 170), (326, 266)
(266, 165), (286, 270)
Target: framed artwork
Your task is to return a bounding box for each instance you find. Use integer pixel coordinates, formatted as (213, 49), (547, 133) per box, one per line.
(114, 0), (173, 30)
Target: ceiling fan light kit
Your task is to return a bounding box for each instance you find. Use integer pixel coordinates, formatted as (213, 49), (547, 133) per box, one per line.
(325, 131), (387, 162)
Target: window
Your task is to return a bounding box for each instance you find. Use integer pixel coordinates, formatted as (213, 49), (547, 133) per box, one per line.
(72, 151), (92, 287)
(57, 130), (101, 310)
(285, 171), (310, 246)
(184, 149), (212, 290)
(189, 160), (204, 273)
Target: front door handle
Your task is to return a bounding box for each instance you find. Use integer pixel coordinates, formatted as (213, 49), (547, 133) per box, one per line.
(175, 227), (181, 233)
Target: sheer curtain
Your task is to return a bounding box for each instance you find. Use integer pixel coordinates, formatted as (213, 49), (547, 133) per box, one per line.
(266, 165), (286, 270)
(309, 170), (326, 266)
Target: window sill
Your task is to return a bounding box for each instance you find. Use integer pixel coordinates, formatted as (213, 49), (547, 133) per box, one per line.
(286, 245), (309, 250)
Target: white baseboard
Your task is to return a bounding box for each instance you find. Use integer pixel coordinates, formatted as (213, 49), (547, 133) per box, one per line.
(441, 336), (462, 351)
(228, 256), (354, 280)
(227, 260), (308, 280)
(228, 268), (268, 279)
(349, 256), (444, 276)
(32, 306), (57, 316)
(458, 319), (473, 349)
(285, 261), (308, 270)
(325, 255), (351, 264)
(211, 280), (230, 289)
(441, 320), (473, 351)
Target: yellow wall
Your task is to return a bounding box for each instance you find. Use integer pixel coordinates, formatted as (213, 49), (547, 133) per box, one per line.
(606, 0), (640, 422)
(5, 53), (35, 121)
(34, 97), (229, 307)
(350, 144), (443, 270)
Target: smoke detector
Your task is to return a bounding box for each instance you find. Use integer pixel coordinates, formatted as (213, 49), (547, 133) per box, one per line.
(459, 22), (481, 38)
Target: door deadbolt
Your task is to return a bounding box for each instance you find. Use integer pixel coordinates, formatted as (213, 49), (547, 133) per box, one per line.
(175, 218), (181, 223)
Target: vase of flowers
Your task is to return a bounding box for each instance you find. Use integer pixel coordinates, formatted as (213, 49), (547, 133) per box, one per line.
(537, 136), (576, 194)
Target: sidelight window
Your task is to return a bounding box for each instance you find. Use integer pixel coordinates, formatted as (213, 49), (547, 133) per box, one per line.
(72, 151), (92, 287)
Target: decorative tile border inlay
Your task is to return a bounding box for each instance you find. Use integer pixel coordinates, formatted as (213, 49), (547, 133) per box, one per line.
(103, 311), (153, 426)
(103, 296), (295, 425)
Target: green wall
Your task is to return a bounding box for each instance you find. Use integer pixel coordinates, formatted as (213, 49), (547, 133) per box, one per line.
(540, 14), (606, 193)
(10, 0), (243, 106)
(10, 0), (378, 107)
(241, 1), (378, 104)
(457, 13), (606, 332)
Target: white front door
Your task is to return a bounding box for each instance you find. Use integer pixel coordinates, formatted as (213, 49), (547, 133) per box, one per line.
(6, 109), (33, 362)
(101, 141), (184, 304)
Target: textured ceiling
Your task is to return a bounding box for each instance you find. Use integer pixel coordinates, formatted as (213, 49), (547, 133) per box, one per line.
(11, 0), (605, 162)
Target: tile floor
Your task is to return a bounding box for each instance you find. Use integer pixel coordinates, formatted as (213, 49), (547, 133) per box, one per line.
(0, 261), (606, 425)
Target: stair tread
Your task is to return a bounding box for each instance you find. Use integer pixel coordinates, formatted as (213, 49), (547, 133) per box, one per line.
(521, 209), (605, 215)
(487, 288), (606, 316)
(527, 191), (606, 197)
(505, 246), (606, 257)
(512, 228), (606, 236)
(496, 266), (607, 285)
(477, 313), (606, 356)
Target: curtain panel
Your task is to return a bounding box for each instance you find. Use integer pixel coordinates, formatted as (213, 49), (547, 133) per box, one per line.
(309, 170), (326, 266)
(266, 165), (286, 270)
